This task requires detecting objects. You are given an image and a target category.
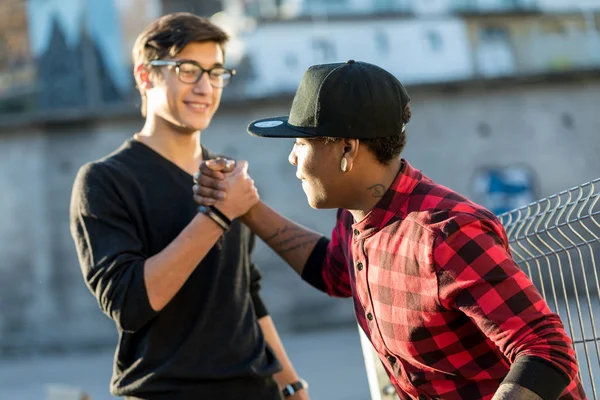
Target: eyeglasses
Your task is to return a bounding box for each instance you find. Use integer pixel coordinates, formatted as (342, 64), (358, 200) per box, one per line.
(148, 60), (236, 88)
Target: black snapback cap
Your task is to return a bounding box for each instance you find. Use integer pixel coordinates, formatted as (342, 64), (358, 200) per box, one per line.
(247, 60), (410, 139)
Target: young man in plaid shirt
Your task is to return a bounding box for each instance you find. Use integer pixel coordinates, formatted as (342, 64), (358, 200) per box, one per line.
(193, 61), (586, 399)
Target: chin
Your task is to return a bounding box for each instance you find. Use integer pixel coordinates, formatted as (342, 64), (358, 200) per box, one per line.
(306, 194), (335, 210)
(303, 184), (335, 209)
(179, 109), (214, 131)
(184, 118), (212, 132)
(162, 117), (206, 134)
(307, 200), (321, 209)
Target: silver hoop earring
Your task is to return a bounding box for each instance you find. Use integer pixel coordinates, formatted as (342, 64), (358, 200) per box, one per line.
(340, 157), (348, 172)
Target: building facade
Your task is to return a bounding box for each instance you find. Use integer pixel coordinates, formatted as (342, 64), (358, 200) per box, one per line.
(0, 0), (599, 356)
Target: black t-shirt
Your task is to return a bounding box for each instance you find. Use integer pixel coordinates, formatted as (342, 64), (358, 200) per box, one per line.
(69, 139), (282, 399)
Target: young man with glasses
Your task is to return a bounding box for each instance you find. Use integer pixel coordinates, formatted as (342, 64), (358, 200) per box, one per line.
(69, 12), (308, 400)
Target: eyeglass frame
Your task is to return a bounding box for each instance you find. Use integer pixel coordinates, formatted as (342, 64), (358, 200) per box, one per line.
(148, 59), (236, 88)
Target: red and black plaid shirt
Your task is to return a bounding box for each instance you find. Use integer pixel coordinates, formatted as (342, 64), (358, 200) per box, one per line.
(303, 160), (585, 400)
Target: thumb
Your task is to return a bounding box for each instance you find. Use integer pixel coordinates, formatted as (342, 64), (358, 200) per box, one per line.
(235, 160), (249, 174)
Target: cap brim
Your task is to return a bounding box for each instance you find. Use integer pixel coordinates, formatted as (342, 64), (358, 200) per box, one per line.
(247, 116), (318, 139)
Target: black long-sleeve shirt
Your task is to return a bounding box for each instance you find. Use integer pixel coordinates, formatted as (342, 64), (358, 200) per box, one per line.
(69, 139), (281, 399)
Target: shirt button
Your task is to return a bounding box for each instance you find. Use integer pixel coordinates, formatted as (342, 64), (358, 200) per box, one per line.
(387, 355), (396, 364)
(356, 262), (364, 271)
(367, 312), (374, 321)
(353, 229), (360, 236)
(419, 395), (428, 400)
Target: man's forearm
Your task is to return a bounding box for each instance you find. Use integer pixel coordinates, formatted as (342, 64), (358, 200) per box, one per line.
(259, 316), (299, 385)
(258, 316), (309, 399)
(144, 213), (224, 311)
(492, 384), (543, 400)
(240, 201), (322, 275)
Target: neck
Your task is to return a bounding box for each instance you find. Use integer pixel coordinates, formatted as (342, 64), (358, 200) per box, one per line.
(136, 114), (203, 174)
(347, 158), (403, 223)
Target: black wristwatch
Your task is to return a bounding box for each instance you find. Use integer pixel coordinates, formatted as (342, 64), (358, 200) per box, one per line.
(282, 379), (308, 397)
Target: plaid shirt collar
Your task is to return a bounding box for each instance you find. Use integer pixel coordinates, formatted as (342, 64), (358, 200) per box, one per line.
(353, 159), (422, 239)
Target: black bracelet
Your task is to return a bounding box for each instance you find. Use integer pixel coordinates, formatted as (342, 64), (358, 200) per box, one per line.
(197, 205), (229, 231)
(282, 379), (308, 398)
(208, 205), (232, 227)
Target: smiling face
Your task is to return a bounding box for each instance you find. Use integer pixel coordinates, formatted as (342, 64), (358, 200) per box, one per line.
(288, 137), (349, 209)
(143, 41), (224, 134)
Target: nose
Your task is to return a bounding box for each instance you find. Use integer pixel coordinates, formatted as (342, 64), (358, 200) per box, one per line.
(288, 146), (297, 166)
(193, 71), (213, 94)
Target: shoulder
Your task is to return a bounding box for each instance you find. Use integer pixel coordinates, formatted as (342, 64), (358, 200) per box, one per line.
(71, 160), (117, 209)
(403, 194), (505, 253)
(429, 210), (509, 271)
(436, 210), (503, 239)
(407, 179), (500, 237)
(73, 161), (111, 192)
(72, 153), (136, 210)
(74, 140), (144, 190)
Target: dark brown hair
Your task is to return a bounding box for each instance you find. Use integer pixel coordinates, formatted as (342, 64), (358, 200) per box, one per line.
(324, 103), (412, 164)
(132, 12), (229, 116)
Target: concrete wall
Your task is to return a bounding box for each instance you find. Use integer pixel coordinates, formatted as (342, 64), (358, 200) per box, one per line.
(1, 78), (599, 356)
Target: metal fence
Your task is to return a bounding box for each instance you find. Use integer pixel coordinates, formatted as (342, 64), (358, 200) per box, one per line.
(500, 178), (600, 398)
(360, 178), (600, 399)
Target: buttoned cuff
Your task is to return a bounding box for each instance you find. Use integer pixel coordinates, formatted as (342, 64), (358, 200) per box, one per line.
(502, 356), (570, 400)
(301, 236), (329, 291)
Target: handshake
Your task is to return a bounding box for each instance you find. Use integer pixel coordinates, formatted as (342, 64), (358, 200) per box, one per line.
(193, 157), (259, 221)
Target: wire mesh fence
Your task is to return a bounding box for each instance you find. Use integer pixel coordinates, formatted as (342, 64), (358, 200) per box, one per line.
(498, 178), (600, 399)
(360, 178), (600, 399)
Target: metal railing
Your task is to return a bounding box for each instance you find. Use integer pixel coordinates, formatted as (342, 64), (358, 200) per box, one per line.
(360, 178), (600, 399)
(499, 178), (600, 398)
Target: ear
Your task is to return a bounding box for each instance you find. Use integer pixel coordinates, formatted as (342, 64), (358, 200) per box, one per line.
(341, 138), (360, 172)
(134, 64), (154, 93)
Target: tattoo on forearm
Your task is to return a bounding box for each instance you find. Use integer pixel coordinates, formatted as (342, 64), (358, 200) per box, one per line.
(264, 225), (301, 242)
(278, 238), (319, 254)
(264, 224), (319, 254)
(492, 384), (543, 400)
(368, 184), (386, 198)
(275, 232), (314, 247)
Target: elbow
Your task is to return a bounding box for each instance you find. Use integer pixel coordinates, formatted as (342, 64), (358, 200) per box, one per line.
(110, 305), (150, 333)
(92, 260), (157, 333)
(554, 348), (579, 383)
(97, 280), (157, 333)
(100, 293), (152, 333)
(508, 319), (579, 383)
(503, 355), (576, 400)
(551, 341), (580, 383)
(109, 308), (137, 333)
(512, 349), (579, 384)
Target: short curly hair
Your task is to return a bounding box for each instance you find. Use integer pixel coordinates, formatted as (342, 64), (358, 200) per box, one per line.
(132, 12), (229, 116)
(323, 104), (412, 164)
